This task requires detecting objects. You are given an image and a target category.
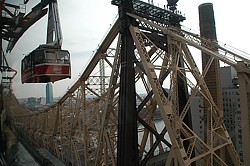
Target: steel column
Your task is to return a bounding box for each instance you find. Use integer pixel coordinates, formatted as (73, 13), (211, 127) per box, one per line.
(117, 0), (139, 165)
(0, 0), (3, 111)
(0, 1), (4, 156)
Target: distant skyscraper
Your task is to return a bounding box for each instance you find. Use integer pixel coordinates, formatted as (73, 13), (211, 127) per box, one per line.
(221, 66), (243, 161)
(199, 3), (223, 111)
(46, 82), (53, 104)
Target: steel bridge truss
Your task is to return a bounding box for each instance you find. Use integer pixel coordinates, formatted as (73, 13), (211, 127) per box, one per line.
(4, 11), (250, 166)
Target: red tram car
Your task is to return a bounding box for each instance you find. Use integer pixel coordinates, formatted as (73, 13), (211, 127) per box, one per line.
(21, 45), (71, 83)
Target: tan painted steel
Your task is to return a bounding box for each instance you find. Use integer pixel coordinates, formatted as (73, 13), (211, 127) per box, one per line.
(4, 13), (250, 166)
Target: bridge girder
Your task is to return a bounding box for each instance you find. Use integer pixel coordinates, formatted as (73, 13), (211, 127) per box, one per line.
(4, 9), (250, 166)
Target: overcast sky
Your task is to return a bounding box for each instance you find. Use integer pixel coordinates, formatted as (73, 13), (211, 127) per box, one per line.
(4, 0), (250, 98)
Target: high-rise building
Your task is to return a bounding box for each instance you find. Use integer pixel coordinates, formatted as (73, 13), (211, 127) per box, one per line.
(199, 3), (223, 111)
(190, 96), (204, 140)
(221, 66), (243, 161)
(190, 66), (243, 162)
(220, 66), (238, 89)
(46, 82), (53, 104)
(235, 109), (243, 161)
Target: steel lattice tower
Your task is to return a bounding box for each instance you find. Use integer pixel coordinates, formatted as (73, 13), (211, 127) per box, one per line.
(3, 1), (250, 166)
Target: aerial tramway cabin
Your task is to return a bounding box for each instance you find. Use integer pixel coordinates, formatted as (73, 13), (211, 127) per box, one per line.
(21, 45), (71, 83)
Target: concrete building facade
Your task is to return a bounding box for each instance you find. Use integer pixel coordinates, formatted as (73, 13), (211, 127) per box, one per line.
(190, 96), (204, 140)
(221, 66), (243, 161)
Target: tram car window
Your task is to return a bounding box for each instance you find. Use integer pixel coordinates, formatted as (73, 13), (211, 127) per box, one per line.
(21, 46), (71, 83)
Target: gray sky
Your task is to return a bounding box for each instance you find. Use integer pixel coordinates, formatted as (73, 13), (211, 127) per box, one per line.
(4, 0), (250, 98)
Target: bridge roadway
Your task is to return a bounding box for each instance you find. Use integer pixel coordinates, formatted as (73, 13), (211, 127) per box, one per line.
(4, 94), (65, 166)
(3, 93), (169, 165)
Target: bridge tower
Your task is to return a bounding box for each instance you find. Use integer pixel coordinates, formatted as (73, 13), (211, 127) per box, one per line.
(3, 1), (250, 166)
(115, 0), (190, 165)
(116, 0), (139, 165)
